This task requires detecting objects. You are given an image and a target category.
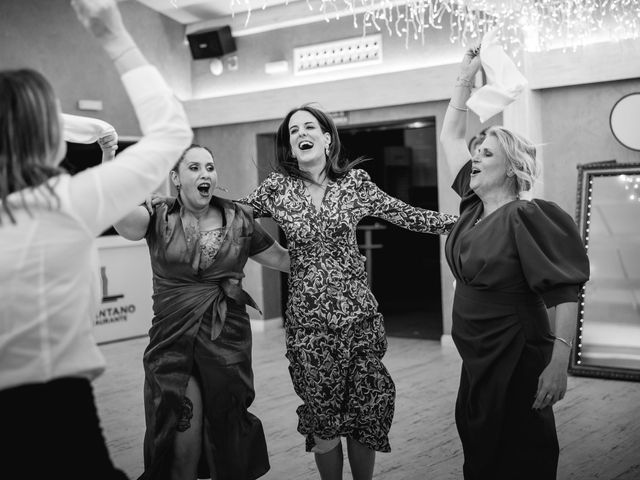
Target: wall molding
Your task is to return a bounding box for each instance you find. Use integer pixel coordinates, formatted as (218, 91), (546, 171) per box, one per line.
(184, 62), (459, 127)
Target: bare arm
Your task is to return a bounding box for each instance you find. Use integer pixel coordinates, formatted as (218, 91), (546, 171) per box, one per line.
(94, 131), (149, 240)
(439, 46), (482, 177)
(97, 131), (118, 163)
(112, 193), (173, 241)
(250, 243), (290, 273)
(112, 206), (150, 241)
(533, 301), (578, 410)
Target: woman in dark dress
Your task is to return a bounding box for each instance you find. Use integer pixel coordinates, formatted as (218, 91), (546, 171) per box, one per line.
(239, 105), (458, 480)
(113, 144), (289, 480)
(440, 48), (590, 480)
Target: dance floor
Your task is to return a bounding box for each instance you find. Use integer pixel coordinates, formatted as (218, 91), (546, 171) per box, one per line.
(94, 327), (640, 479)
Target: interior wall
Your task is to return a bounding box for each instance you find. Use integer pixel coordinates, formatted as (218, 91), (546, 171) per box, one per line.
(539, 78), (640, 217)
(0, 0), (191, 137)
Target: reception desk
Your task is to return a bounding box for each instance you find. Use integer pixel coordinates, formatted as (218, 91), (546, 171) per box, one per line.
(94, 235), (153, 344)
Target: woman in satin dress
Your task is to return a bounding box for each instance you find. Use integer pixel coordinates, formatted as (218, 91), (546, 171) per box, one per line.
(113, 144), (289, 480)
(440, 47), (590, 479)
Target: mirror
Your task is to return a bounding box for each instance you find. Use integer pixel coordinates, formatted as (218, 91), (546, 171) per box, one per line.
(570, 161), (640, 381)
(610, 93), (640, 151)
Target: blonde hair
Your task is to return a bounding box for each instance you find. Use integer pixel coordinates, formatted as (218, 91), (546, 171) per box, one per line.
(0, 69), (63, 224)
(485, 126), (540, 196)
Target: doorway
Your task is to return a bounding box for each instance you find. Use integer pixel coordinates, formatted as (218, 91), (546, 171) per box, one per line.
(256, 117), (443, 340)
(340, 118), (442, 340)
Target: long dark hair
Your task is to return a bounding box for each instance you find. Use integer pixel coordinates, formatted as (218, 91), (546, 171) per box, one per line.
(0, 69), (63, 224)
(275, 104), (367, 183)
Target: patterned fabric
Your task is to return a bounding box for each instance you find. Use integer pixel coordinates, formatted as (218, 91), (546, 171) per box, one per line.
(239, 168), (457, 452)
(199, 227), (226, 271)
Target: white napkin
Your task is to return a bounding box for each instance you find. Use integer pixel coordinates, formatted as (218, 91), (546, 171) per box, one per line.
(467, 30), (528, 122)
(62, 113), (116, 144)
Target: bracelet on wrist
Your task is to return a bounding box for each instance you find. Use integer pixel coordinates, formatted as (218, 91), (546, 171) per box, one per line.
(553, 335), (573, 349)
(448, 102), (468, 112)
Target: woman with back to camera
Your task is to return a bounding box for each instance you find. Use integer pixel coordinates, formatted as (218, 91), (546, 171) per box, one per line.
(238, 104), (458, 480)
(111, 143), (289, 480)
(439, 46), (590, 479)
(0, 1), (192, 479)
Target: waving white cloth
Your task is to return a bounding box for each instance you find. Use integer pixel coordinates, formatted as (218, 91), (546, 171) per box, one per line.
(62, 113), (116, 144)
(467, 30), (528, 122)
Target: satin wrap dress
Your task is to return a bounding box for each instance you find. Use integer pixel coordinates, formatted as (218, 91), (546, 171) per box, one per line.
(240, 168), (457, 452)
(139, 196), (274, 480)
(445, 161), (590, 480)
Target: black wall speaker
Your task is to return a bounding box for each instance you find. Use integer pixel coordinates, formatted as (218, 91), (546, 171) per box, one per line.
(187, 26), (237, 60)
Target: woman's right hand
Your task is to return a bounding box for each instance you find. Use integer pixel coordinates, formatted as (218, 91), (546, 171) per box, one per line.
(458, 45), (482, 83)
(70, 0), (128, 43)
(142, 193), (172, 215)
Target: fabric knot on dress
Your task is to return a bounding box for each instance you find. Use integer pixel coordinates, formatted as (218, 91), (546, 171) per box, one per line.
(209, 278), (262, 341)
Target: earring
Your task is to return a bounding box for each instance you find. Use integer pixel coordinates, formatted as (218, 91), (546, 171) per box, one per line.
(175, 184), (181, 194)
(325, 144), (330, 156)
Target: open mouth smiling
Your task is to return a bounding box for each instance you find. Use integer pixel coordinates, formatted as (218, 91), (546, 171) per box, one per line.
(197, 182), (211, 196)
(298, 141), (314, 151)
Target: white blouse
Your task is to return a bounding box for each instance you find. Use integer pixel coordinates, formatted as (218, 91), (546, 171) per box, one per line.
(0, 65), (193, 390)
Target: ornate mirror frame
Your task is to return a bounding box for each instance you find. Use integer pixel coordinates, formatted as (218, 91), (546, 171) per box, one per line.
(569, 161), (640, 381)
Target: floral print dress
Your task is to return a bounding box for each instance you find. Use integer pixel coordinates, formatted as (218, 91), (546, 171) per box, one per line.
(240, 168), (457, 452)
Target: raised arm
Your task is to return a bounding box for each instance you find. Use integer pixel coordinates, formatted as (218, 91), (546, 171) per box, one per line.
(67, 0), (192, 237)
(97, 130), (118, 163)
(96, 130), (149, 240)
(439, 47), (482, 177)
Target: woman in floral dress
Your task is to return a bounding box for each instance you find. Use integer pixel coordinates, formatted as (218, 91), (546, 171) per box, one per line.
(239, 104), (458, 480)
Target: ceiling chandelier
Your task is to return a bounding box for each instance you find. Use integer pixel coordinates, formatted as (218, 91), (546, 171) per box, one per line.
(224, 0), (640, 55)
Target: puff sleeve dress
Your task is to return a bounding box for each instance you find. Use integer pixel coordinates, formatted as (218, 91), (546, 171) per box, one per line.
(240, 168), (457, 453)
(444, 161), (590, 480)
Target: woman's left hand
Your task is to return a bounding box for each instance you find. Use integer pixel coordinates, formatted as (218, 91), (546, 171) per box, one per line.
(532, 358), (568, 410)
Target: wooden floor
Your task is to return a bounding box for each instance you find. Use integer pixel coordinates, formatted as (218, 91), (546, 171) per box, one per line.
(94, 328), (640, 480)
